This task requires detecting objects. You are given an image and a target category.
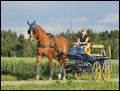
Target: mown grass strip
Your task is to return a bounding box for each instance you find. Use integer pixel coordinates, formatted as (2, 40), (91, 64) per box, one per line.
(1, 80), (119, 90)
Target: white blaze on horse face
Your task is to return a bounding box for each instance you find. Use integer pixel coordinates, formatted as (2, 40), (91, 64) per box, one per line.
(30, 31), (34, 41)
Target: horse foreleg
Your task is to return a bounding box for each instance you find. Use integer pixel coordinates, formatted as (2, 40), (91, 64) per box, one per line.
(34, 54), (42, 80)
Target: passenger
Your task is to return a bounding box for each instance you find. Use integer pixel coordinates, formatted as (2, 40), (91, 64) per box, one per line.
(74, 28), (89, 50)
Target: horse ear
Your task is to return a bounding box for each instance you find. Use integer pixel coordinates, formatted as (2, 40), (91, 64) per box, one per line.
(27, 21), (30, 26)
(34, 20), (36, 25)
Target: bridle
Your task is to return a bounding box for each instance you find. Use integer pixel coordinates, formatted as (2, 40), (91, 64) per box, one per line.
(27, 21), (40, 42)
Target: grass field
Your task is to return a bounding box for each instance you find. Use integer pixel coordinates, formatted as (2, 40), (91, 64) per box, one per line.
(1, 80), (119, 90)
(1, 57), (119, 90)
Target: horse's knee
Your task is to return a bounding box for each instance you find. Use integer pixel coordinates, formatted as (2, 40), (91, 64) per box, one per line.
(35, 55), (42, 64)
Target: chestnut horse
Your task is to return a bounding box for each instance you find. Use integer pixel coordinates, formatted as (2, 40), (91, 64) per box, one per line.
(27, 20), (69, 80)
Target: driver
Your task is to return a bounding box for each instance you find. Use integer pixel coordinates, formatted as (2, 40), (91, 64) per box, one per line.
(74, 28), (89, 50)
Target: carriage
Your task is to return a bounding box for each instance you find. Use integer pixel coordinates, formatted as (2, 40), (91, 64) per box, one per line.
(65, 42), (111, 81)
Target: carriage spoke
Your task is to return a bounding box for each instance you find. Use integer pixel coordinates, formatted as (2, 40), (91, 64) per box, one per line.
(102, 61), (111, 81)
(92, 61), (101, 81)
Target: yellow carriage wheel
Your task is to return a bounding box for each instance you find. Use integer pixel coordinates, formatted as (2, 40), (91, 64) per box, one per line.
(92, 61), (102, 81)
(102, 62), (111, 81)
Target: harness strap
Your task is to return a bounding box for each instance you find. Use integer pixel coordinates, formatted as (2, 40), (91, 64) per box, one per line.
(37, 33), (63, 57)
(38, 45), (55, 48)
(37, 33), (57, 49)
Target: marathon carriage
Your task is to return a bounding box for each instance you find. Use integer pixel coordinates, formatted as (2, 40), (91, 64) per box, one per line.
(65, 43), (111, 81)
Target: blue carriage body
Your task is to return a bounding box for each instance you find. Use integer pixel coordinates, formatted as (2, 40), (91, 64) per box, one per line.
(67, 47), (110, 64)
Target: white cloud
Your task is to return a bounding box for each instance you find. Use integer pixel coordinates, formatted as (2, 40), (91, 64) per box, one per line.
(43, 17), (88, 33)
(13, 27), (29, 39)
(43, 23), (69, 34)
(97, 14), (119, 24)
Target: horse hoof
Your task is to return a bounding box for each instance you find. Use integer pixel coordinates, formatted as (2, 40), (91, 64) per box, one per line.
(58, 74), (62, 80)
(62, 77), (66, 80)
(34, 77), (39, 80)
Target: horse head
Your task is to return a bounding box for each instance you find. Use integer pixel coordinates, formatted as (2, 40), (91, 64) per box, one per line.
(27, 20), (36, 42)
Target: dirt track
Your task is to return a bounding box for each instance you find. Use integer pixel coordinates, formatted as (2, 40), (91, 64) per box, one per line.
(1, 78), (119, 85)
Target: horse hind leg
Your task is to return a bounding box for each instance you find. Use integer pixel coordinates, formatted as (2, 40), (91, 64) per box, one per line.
(58, 57), (66, 80)
(62, 59), (66, 80)
(48, 55), (53, 80)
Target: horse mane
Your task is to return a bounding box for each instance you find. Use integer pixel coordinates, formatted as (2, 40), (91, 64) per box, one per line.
(35, 24), (46, 34)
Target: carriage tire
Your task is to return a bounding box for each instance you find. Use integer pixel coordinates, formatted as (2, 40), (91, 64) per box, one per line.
(102, 62), (111, 81)
(92, 61), (102, 81)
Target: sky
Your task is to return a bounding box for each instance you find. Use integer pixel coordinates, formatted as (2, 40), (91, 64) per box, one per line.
(1, 1), (119, 38)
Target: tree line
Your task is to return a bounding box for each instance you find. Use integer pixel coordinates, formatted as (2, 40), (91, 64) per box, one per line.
(1, 29), (37, 57)
(1, 28), (119, 59)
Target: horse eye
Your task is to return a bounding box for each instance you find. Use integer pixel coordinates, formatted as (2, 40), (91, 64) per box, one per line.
(28, 30), (30, 34)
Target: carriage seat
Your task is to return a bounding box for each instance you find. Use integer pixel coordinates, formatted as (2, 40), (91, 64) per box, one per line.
(84, 43), (106, 56)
